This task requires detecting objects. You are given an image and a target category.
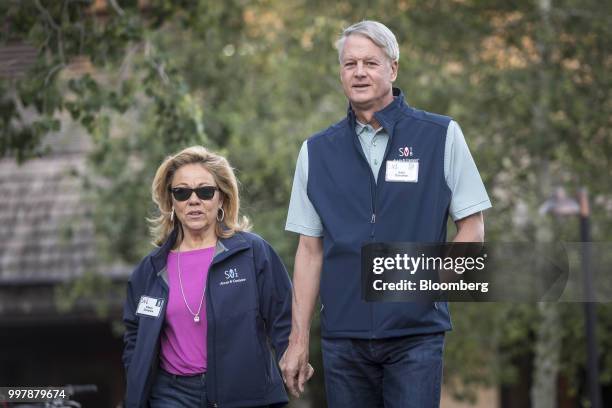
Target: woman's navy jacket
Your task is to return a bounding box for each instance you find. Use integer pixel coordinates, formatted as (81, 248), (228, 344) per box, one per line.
(122, 228), (292, 407)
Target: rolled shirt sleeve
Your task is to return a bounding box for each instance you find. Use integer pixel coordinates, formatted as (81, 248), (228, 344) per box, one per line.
(285, 141), (324, 237)
(444, 120), (492, 221)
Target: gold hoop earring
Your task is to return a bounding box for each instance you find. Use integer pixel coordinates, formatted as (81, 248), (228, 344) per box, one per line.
(216, 207), (225, 222)
(170, 208), (175, 222)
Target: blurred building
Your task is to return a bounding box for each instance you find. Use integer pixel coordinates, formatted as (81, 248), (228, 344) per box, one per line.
(0, 1), (133, 403)
(0, 78), (129, 408)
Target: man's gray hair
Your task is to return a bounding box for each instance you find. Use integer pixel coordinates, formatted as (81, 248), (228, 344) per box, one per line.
(336, 20), (400, 63)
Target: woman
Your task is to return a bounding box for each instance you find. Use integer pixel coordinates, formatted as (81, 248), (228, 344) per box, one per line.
(123, 146), (299, 408)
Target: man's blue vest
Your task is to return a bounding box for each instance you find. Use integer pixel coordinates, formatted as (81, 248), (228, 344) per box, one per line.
(307, 88), (453, 339)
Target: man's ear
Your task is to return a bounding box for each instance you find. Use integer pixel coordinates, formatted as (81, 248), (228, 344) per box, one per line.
(390, 60), (398, 82)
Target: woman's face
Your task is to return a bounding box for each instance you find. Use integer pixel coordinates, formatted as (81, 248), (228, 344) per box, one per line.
(170, 163), (223, 240)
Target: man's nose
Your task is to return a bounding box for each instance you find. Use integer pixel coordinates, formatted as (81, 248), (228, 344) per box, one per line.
(355, 61), (366, 76)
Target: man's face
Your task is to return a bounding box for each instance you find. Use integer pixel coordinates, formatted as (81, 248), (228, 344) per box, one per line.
(340, 34), (398, 113)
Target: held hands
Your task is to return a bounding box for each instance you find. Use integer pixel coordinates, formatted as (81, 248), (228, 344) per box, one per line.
(279, 342), (315, 398)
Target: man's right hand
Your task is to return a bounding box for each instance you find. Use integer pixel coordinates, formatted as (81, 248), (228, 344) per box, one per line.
(279, 341), (314, 398)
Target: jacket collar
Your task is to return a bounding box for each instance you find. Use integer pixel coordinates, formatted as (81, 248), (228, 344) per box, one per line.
(347, 87), (406, 137)
(150, 227), (178, 273)
(150, 227), (250, 273)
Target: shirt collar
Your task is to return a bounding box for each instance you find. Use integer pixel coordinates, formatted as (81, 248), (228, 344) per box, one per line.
(355, 120), (385, 136)
(355, 120), (368, 135)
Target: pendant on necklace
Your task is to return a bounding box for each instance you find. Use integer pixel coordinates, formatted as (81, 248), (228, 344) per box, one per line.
(194, 315), (200, 323)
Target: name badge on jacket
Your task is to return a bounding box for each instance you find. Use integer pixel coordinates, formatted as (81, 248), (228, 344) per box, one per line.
(385, 159), (419, 182)
(136, 296), (164, 318)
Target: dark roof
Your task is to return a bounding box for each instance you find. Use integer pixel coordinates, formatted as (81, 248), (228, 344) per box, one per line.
(0, 43), (37, 78)
(0, 123), (130, 285)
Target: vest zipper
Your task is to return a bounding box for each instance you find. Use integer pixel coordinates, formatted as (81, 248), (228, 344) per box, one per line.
(369, 164), (377, 239)
(370, 212), (376, 238)
(371, 121), (396, 239)
(352, 121), (380, 337)
(370, 185), (376, 337)
(368, 148), (377, 338)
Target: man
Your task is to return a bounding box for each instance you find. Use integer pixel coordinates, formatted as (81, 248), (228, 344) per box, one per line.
(280, 20), (491, 407)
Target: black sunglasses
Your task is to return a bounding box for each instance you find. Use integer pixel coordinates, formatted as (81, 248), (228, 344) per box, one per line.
(170, 186), (218, 201)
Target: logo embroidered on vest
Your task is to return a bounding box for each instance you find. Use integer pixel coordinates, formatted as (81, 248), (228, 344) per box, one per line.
(398, 146), (414, 157)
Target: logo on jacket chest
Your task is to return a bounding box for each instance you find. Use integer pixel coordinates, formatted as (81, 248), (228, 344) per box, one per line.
(219, 267), (247, 286)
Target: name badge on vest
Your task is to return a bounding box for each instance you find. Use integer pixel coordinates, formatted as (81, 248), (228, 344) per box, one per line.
(136, 295), (164, 318)
(385, 159), (419, 183)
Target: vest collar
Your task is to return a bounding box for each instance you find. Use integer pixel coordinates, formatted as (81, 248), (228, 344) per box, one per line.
(347, 87), (406, 136)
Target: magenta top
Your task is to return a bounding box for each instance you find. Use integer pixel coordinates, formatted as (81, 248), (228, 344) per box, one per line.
(160, 246), (214, 375)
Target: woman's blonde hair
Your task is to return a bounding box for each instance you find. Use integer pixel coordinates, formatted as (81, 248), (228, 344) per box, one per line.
(149, 146), (250, 246)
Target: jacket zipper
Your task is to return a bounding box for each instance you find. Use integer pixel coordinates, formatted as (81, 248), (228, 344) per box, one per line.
(206, 261), (219, 407)
(205, 245), (246, 408)
(206, 243), (250, 407)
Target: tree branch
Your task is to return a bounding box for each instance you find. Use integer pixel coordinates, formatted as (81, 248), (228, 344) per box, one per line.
(108, 0), (125, 16)
(44, 63), (66, 86)
(34, 0), (66, 64)
(34, 0), (60, 31)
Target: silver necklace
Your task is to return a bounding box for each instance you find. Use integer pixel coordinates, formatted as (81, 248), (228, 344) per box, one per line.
(176, 246), (207, 323)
